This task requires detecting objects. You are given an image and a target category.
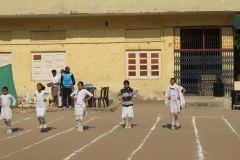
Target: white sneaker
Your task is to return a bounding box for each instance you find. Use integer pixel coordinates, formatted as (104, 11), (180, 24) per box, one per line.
(69, 106), (72, 109)
(171, 126), (174, 130)
(43, 123), (47, 128)
(39, 124), (43, 129)
(77, 128), (83, 132)
(128, 124), (132, 129)
(125, 124), (128, 129)
(176, 125), (181, 130)
(7, 129), (12, 133)
(62, 106), (66, 110)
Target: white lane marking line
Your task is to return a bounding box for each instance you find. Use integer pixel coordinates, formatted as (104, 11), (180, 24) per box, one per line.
(192, 116), (204, 160)
(0, 117), (32, 128)
(0, 117), (96, 159)
(222, 116), (240, 139)
(63, 121), (123, 160)
(127, 115), (161, 160)
(184, 116), (219, 118)
(0, 118), (64, 141)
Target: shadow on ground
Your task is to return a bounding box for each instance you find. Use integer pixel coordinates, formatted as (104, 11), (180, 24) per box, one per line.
(41, 127), (56, 133)
(12, 128), (24, 132)
(162, 124), (182, 130)
(83, 126), (96, 131)
(162, 124), (172, 129)
(119, 124), (137, 128)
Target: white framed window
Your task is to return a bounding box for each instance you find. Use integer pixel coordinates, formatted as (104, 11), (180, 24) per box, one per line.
(31, 52), (65, 80)
(0, 53), (11, 67)
(126, 50), (161, 79)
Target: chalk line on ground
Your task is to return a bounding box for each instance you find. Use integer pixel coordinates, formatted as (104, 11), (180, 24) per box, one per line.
(222, 116), (240, 140)
(63, 121), (123, 160)
(0, 117), (64, 141)
(184, 116), (219, 119)
(192, 116), (204, 160)
(0, 117), (96, 159)
(127, 115), (161, 160)
(0, 117), (32, 128)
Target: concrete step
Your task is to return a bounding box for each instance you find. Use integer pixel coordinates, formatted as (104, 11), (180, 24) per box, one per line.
(185, 96), (231, 110)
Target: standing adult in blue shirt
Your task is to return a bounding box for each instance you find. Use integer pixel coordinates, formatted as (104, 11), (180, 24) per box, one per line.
(60, 66), (75, 109)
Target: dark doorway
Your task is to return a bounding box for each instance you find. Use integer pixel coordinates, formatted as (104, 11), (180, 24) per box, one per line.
(174, 27), (234, 96)
(234, 28), (240, 80)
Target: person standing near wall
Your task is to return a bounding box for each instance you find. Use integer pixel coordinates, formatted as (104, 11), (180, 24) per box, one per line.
(57, 69), (65, 107)
(47, 70), (60, 106)
(164, 78), (186, 130)
(60, 66), (75, 109)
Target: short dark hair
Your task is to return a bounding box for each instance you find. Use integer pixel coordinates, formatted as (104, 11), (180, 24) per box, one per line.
(170, 78), (176, 82)
(78, 81), (84, 86)
(52, 70), (57, 73)
(2, 86), (8, 91)
(124, 80), (130, 85)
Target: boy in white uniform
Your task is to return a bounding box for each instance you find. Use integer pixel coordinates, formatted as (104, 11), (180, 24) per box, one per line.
(70, 81), (93, 132)
(0, 87), (16, 133)
(164, 78), (186, 130)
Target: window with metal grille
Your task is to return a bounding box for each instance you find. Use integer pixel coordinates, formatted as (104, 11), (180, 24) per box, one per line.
(174, 27), (234, 96)
(126, 51), (161, 79)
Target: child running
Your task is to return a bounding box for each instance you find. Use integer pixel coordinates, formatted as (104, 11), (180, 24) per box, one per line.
(117, 80), (138, 129)
(0, 87), (16, 133)
(164, 78), (186, 130)
(34, 83), (50, 129)
(70, 81), (93, 132)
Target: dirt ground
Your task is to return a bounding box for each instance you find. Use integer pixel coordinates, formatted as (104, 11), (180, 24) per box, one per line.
(1, 102), (240, 160)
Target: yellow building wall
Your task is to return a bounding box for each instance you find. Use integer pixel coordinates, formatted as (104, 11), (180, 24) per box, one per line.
(0, 0), (239, 16)
(0, 14), (233, 100)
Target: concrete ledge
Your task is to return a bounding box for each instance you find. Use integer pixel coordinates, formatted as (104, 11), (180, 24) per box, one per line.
(185, 96), (232, 110)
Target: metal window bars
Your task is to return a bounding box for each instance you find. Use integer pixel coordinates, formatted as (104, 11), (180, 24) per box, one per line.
(174, 27), (234, 96)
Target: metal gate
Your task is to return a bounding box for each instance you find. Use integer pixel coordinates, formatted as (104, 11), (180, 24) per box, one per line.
(174, 27), (234, 96)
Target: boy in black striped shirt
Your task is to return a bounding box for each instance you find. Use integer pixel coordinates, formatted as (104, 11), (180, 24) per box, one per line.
(117, 80), (138, 129)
